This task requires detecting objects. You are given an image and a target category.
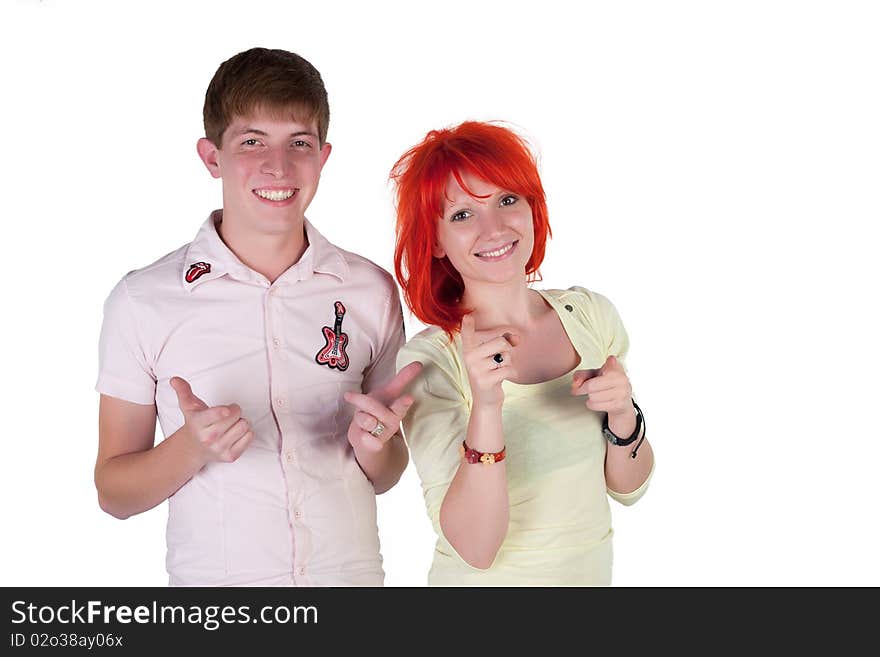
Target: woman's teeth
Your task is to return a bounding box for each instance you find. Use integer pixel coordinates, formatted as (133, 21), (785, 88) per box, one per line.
(476, 242), (515, 258)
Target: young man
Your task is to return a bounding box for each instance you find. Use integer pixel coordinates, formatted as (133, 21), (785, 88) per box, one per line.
(95, 48), (419, 586)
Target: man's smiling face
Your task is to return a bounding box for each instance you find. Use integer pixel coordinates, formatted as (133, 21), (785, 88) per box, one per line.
(198, 109), (332, 235)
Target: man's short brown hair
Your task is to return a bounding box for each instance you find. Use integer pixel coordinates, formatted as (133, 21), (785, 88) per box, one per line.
(203, 48), (330, 147)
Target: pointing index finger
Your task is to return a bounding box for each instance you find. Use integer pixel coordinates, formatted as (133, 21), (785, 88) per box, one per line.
(376, 361), (423, 400)
(460, 314), (476, 351)
(571, 368), (600, 394)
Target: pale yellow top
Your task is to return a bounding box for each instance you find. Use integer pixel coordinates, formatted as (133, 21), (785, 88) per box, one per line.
(398, 287), (652, 586)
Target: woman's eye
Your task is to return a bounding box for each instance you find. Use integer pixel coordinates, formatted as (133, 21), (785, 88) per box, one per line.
(450, 210), (472, 222)
(500, 194), (518, 206)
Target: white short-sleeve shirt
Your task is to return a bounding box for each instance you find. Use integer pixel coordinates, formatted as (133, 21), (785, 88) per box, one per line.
(97, 211), (405, 586)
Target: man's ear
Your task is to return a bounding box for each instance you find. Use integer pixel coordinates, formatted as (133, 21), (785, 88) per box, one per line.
(197, 138), (222, 179)
(319, 142), (332, 170)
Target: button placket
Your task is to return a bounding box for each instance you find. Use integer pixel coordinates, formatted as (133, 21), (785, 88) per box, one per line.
(261, 282), (304, 581)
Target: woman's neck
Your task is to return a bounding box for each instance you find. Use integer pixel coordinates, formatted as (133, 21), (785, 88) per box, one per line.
(461, 278), (543, 331)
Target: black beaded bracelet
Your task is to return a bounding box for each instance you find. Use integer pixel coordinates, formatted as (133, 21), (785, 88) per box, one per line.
(602, 400), (644, 448)
(604, 400), (647, 459)
(630, 416), (647, 460)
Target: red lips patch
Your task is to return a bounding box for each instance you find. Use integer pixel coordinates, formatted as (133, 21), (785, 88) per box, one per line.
(185, 262), (211, 283)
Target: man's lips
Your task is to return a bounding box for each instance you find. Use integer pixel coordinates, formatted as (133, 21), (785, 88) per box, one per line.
(253, 188), (298, 202)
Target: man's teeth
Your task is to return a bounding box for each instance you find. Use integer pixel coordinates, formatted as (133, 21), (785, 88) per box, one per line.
(477, 242), (515, 258)
(255, 189), (295, 201)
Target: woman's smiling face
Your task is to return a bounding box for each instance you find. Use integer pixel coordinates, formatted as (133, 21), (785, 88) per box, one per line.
(434, 171), (535, 290)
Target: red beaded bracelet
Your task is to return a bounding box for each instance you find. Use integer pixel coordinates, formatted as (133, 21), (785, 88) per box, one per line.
(459, 440), (506, 465)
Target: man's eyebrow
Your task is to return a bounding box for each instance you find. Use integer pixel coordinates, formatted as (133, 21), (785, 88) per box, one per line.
(231, 128), (319, 138)
(232, 127), (268, 137)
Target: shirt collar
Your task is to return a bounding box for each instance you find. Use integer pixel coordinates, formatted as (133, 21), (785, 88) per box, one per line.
(300, 218), (349, 282)
(182, 210), (348, 291)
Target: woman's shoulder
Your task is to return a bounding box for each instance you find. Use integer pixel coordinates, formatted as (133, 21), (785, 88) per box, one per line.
(398, 325), (459, 366)
(398, 325), (468, 398)
(540, 286), (629, 355)
(540, 286), (619, 317)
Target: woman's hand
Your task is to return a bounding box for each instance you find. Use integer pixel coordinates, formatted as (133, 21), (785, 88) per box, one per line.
(460, 314), (519, 408)
(571, 355), (634, 422)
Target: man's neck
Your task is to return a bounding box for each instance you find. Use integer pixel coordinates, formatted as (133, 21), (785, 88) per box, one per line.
(216, 214), (309, 284)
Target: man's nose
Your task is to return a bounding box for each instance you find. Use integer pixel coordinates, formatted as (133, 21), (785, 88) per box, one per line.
(261, 148), (290, 177)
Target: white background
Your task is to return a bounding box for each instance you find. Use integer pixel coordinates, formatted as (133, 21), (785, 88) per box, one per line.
(1, 0), (878, 586)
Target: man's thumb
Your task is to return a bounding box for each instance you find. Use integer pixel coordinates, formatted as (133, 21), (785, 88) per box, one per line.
(170, 376), (208, 413)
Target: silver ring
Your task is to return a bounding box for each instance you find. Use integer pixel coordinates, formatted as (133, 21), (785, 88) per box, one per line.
(369, 420), (386, 438)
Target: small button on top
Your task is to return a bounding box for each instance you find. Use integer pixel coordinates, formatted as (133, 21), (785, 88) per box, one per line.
(564, 304), (574, 312)
(294, 510), (302, 519)
(276, 398), (286, 407)
(272, 338), (280, 348)
(285, 451), (295, 463)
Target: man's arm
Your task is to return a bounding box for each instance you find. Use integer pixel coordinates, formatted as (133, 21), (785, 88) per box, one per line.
(95, 379), (253, 519)
(350, 285), (411, 493)
(345, 362), (422, 494)
(95, 395), (202, 519)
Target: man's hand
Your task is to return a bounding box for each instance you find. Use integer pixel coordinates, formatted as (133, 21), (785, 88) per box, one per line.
(343, 362), (423, 452)
(170, 377), (254, 465)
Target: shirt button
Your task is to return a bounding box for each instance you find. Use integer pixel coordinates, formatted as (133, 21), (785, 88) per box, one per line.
(285, 450), (295, 463)
(276, 398), (286, 407)
(272, 338), (280, 348)
(294, 510), (302, 519)
(298, 567), (305, 576)
(564, 304), (574, 312)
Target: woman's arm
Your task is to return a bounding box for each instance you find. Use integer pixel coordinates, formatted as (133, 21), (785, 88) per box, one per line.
(572, 355), (654, 497)
(439, 399), (509, 569)
(603, 404), (654, 496)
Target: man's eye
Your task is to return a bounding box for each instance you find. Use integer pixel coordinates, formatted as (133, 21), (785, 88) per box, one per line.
(293, 140), (312, 148)
(500, 194), (518, 206)
(451, 210), (472, 222)
(242, 138), (259, 146)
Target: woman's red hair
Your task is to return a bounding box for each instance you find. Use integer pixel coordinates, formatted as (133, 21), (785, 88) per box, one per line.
(390, 121), (551, 338)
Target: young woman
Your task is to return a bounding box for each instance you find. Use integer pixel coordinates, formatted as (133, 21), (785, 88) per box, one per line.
(391, 121), (654, 585)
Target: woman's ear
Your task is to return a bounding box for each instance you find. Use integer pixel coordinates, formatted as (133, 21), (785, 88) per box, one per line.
(432, 241), (446, 259)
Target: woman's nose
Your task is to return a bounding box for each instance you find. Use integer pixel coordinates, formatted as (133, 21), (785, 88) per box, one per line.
(480, 208), (505, 236)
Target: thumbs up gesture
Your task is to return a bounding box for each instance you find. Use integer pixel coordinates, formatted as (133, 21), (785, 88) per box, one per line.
(170, 376), (254, 465)
(570, 355), (634, 420)
(343, 361), (423, 452)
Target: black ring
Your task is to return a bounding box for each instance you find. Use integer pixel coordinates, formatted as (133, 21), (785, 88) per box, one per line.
(493, 353), (504, 364)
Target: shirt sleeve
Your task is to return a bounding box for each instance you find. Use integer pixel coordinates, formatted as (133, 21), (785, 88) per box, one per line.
(607, 461), (654, 506)
(362, 283), (406, 395)
(569, 286), (630, 364)
(396, 335), (470, 540)
(95, 277), (156, 405)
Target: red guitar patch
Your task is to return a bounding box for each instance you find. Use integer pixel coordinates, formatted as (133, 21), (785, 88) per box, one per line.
(185, 261), (211, 283)
(315, 301), (350, 371)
